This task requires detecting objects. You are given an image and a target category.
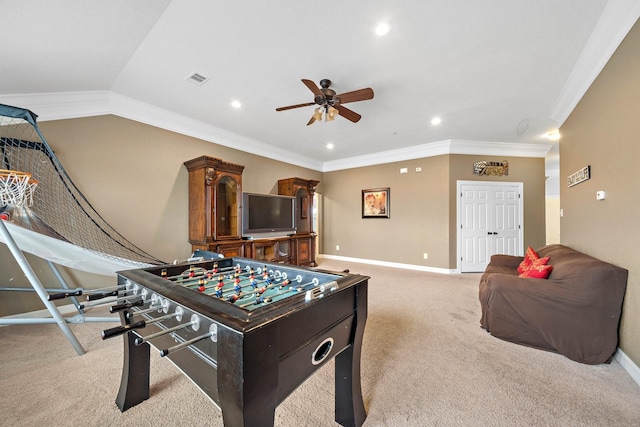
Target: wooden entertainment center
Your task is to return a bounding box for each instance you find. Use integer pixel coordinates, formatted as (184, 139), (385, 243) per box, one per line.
(184, 156), (319, 266)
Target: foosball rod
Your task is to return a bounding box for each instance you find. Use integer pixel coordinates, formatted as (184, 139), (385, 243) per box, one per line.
(123, 301), (162, 318)
(160, 329), (213, 357)
(236, 278), (322, 308)
(193, 270), (301, 296)
(101, 311), (180, 339)
(80, 294), (141, 310)
(170, 268), (256, 284)
(134, 316), (199, 346)
(164, 263), (239, 281)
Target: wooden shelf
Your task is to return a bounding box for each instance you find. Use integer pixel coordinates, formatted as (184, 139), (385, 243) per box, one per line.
(184, 158), (317, 266)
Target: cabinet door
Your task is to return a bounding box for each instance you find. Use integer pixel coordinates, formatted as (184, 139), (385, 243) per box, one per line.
(252, 241), (277, 262)
(215, 175), (240, 239)
(216, 241), (245, 258)
(276, 239), (292, 264)
(296, 238), (311, 266)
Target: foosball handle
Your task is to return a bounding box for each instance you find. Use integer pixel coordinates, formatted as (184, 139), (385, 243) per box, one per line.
(47, 289), (83, 301)
(110, 300), (144, 313)
(101, 320), (146, 340)
(87, 290), (119, 301)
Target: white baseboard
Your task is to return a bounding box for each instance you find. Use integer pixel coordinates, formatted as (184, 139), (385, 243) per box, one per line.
(318, 254), (457, 274)
(614, 348), (640, 388)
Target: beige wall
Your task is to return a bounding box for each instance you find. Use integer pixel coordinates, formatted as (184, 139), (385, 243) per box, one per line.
(0, 115), (321, 316)
(322, 153), (546, 270)
(545, 197), (561, 244)
(560, 19), (640, 366)
(323, 156), (451, 268)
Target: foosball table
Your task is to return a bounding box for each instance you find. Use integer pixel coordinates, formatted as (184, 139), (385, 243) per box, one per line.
(102, 257), (369, 427)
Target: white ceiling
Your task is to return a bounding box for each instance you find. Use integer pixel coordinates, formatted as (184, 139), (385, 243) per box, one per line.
(1, 1), (639, 177)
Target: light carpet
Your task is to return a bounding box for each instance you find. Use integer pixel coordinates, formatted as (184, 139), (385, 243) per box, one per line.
(1, 258), (639, 426)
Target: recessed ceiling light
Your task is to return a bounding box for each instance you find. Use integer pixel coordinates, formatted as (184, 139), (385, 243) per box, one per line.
(326, 143), (334, 150)
(375, 23), (390, 36)
(231, 100), (242, 109)
(431, 117), (442, 125)
(547, 130), (560, 140)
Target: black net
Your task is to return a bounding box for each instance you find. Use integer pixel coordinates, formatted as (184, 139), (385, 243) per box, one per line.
(0, 104), (164, 266)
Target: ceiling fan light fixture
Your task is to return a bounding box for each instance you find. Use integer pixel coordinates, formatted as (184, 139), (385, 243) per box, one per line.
(327, 106), (338, 121)
(307, 107), (323, 125)
(277, 78), (374, 125)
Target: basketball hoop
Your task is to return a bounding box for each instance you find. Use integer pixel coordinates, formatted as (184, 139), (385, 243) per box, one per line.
(0, 169), (38, 209)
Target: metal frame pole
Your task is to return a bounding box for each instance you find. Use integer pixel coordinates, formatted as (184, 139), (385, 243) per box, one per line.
(46, 260), (83, 312)
(0, 219), (85, 355)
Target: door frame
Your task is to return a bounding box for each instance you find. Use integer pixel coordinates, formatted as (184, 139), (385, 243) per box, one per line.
(456, 180), (524, 273)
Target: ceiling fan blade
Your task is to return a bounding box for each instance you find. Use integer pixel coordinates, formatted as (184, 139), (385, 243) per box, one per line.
(301, 79), (323, 97)
(275, 102), (315, 111)
(335, 87), (374, 104)
(336, 105), (362, 123)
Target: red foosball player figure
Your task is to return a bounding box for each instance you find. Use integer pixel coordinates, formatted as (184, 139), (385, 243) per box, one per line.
(279, 279), (290, 290)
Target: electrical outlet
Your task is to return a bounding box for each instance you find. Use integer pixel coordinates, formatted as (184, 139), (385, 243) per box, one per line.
(336, 245), (340, 251)
(423, 253), (428, 260)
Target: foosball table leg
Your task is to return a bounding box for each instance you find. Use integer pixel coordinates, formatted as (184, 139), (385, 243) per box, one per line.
(115, 326), (150, 411)
(335, 286), (368, 427)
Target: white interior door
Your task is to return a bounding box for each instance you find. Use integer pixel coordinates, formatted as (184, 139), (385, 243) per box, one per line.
(457, 181), (523, 272)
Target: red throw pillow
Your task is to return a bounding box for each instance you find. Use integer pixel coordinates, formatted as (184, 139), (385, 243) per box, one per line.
(517, 246), (539, 274)
(519, 259), (553, 279)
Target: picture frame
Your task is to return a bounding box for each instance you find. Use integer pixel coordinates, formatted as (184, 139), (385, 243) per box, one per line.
(362, 188), (390, 218)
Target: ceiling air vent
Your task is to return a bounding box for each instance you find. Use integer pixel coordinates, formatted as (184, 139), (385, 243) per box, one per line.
(185, 72), (210, 86)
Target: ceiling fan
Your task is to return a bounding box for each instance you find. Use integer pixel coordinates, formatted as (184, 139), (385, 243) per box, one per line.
(276, 79), (374, 125)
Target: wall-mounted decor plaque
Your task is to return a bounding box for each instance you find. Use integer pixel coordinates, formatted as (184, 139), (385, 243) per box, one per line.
(567, 166), (590, 187)
(473, 160), (509, 176)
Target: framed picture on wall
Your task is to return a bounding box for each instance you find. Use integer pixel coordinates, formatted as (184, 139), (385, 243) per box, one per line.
(362, 188), (390, 218)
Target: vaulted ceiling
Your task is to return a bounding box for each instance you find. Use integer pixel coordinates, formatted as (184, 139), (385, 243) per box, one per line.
(2, 1), (639, 183)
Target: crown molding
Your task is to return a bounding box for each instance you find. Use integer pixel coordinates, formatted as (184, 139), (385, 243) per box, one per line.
(0, 91), (324, 171)
(550, 0), (640, 125)
(322, 140), (551, 172)
(1, 91), (551, 173)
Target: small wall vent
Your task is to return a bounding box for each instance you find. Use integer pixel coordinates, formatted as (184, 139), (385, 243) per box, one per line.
(186, 72), (210, 86)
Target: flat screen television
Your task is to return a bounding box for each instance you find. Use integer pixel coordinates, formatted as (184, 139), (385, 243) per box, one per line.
(242, 192), (296, 239)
